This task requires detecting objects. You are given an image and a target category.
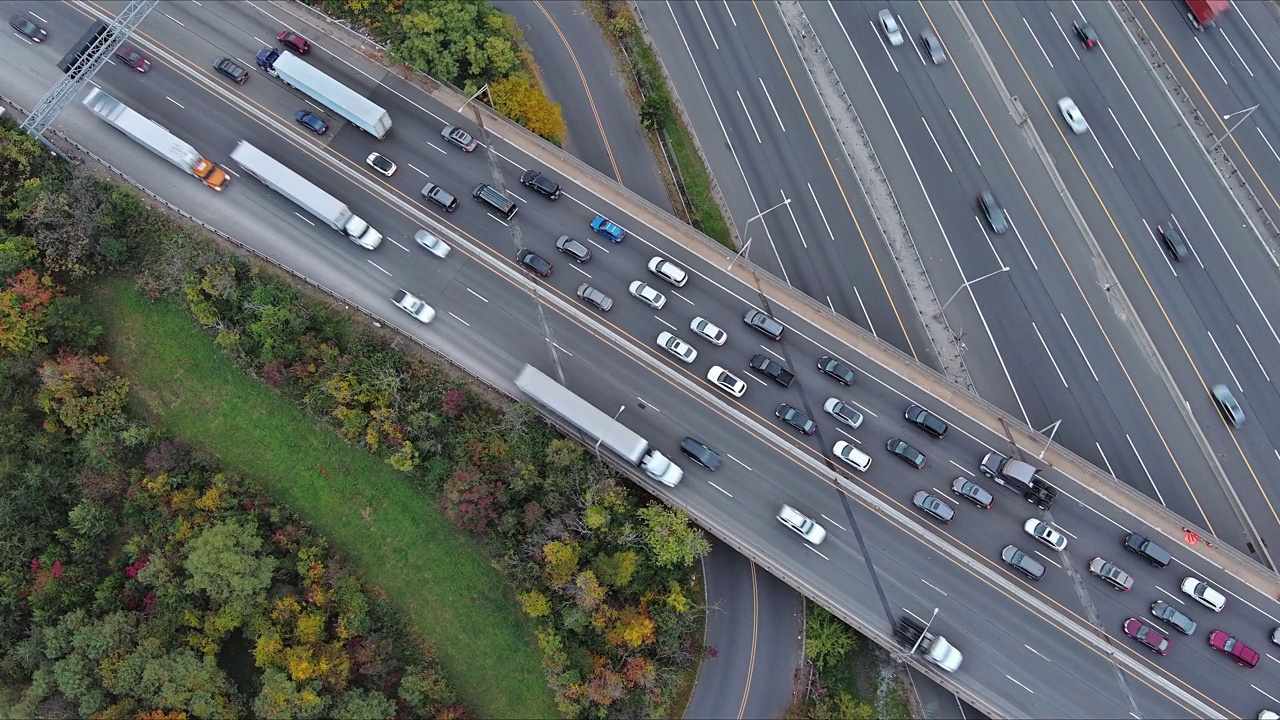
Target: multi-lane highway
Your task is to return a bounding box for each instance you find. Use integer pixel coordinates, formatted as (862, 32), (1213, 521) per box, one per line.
(5, 1), (1280, 717)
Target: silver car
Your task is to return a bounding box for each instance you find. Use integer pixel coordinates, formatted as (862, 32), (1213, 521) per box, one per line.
(415, 229), (450, 258)
(1211, 384), (1244, 426)
(823, 398), (863, 428)
(879, 9), (903, 46)
(1058, 97), (1089, 134)
(920, 28), (946, 64)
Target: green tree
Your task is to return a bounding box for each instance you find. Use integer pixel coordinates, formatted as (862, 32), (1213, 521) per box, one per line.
(183, 519), (276, 620)
(331, 687), (395, 719)
(254, 667), (329, 720)
(804, 607), (857, 671)
(133, 648), (240, 719)
(41, 295), (105, 351)
(0, 231), (38, 277)
(637, 505), (710, 568)
(810, 690), (875, 720)
(393, 0), (519, 91)
(36, 352), (130, 435)
(398, 666), (455, 716)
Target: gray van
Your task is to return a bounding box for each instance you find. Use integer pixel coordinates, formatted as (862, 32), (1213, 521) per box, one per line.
(473, 183), (517, 219)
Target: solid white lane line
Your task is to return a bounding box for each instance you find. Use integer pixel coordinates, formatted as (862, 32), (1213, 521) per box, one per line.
(1232, 2), (1280, 71)
(568, 264), (591, 278)
(1254, 685), (1280, 705)
(1049, 10), (1080, 61)
(1005, 676), (1035, 694)
(1195, 36), (1229, 85)
(737, 90), (762, 144)
(367, 260), (391, 276)
(707, 481), (733, 497)
(656, 317), (677, 331)
(1006, 214), (1038, 270)
(921, 579), (947, 596)
(1219, 29), (1253, 77)
(728, 454), (752, 471)
(762, 345), (785, 361)
(759, 77), (786, 132)
(1169, 214), (1204, 268)
(447, 312), (470, 327)
(552, 343), (573, 357)
(1060, 313), (1099, 382)
(782, 189), (807, 249)
(1127, 434), (1165, 505)
(950, 109), (981, 165)
(807, 182), (836, 240)
(1091, 129), (1115, 169)
(1032, 322), (1068, 388)
(1096, 442), (1116, 477)
(1237, 325), (1270, 381)
(1143, 219), (1177, 276)
(854, 287), (877, 337)
(1257, 127), (1280, 164)
(922, 116), (953, 172)
(466, 287), (489, 302)
(407, 163), (429, 177)
(871, 20), (900, 73)
(821, 514), (848, 532)
(1023, 17), (1053, 68)
(1035, 551), (1062, 568)
(672, 290), (694, 305)
(950, 460), (971, 475)
(695, 0), (719, 50)
(828, 0), (1025, 422)
(1205, 331), (1242, 391)
(721, 0), (736, 26)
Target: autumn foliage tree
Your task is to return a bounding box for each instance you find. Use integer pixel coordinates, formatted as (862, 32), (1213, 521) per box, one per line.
(490, 75), (567, 142)
(36, 350), (130, 435)
(0, 268), (57, 354)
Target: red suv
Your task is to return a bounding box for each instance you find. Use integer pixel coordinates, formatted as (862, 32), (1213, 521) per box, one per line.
(277, 29), (310, 54)
(1208, 630), (1259, 668)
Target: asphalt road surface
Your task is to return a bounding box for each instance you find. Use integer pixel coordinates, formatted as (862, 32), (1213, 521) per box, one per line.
(4, 1), (1279, 716)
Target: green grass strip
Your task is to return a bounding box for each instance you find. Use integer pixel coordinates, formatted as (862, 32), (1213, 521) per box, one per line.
(92, 278), (557, 719)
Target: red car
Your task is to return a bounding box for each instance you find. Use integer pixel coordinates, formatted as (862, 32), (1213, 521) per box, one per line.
(114, 46), (151, 72)
(1208, 630), (1259, 668)
(278, 29), (310, 54)
(1123, 618), (1169, 656)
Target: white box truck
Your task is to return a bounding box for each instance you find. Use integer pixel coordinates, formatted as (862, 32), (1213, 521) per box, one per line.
(229, 141), (382, 250)
(82, 88), (228, 191)
(515, 365), (683, 487)
(255, 48), (391, 139)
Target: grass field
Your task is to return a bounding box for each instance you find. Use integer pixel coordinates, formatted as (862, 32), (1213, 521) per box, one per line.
(93, 278), (557, 719)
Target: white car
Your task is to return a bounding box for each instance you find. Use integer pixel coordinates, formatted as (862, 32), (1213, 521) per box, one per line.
(1181, 576), (1226, 612)
(777, 504), (827, 545)
(657, 332), (697, 363)
(690, 317), (727, 345)
(366, 152), (397, 176)
(1058, 97), (1088, 134)
(648, 256), (688, 287)
(415, 229), (450, 258)
(1023, 519), (1067, 551)
(707, 366), (746, 397)
(629, 281), (666, 309)
(878, 9), (903, 46)
(392, 289), (435, 324)
(823, 398), (863, 428)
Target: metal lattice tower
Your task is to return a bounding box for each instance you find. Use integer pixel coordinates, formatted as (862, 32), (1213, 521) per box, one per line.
(20, 0), (159, 141)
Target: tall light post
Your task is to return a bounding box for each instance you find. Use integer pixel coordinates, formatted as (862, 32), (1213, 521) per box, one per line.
(457, 83), (491, 113)
(595, 405), (626, 458)
(728, 197), (791, 270)
(1208, 104), (1259, 151)
(941, 266), (1009, 311)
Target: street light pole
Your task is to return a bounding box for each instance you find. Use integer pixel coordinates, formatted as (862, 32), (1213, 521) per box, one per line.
(908, 608), (939, 657)
(1208, 104), (1259, 151)
(594, 405), (626, 458)
(941, 266), (1010, 311)
(728, 198), (791, 270)
(457, 83), (491, 113)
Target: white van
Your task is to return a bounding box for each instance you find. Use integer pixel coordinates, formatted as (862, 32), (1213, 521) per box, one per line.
(833, 441), (871, 472)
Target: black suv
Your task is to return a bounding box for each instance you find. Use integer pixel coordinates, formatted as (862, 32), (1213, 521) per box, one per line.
(516, 249), (552, 277)
(421, 183), (458, 212)
(214, 57), (249, 84)
(1122, 532), (1172, 568)
(904, 404), (947, 438)
(555, 235), (591, 263)
(775, 404), (816, 435)
(978, 192), (1008, 234)
(1001, 545), (1046, 581)
(886, 438), (925, 469)
(818, 356), (855, 385)
(1157, 223), (1188, 261)
(744, 309), (785, 340)
(680, 437), (721, 471)
(520, 170), (561, 199)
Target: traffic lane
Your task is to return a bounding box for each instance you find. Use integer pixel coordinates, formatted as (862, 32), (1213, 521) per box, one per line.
(669, 0), (926, 355)
(494, 0), (671, 210)
(953, 1), (1245, 534)
(801, 0), (1024, 417)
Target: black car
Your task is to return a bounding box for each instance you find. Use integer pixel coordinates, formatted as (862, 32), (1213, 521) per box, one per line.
(421, 183), (458, 212)
(295, 110), (328, 135)
(744, 309), (784, 340)
(520, 170), (561, 199)
(1150, 600), (1197, 636)
(886, 438), (925, 468)
(1156, 223), (1188, 261)
(680, 437), (721, 471)
(10, 14), (46, 42)
(978, 192), (1008, 234)
(912, 491), (954, 524)
(1073, 20), (1098, 49)
(214, 57), (249, 84)
(576, 283), (613, 312)
(555, 235), (591, 263)
(775, 404), (816, 435)
(818, 356), (855, 385)
(516, 249), (552, 277)
(904, 404), (947, 438)
(951, 477), (992, 509)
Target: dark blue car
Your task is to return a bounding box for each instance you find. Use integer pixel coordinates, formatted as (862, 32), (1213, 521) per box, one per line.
(591, 216), (625, 242)
(296, 110), (328, 135)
